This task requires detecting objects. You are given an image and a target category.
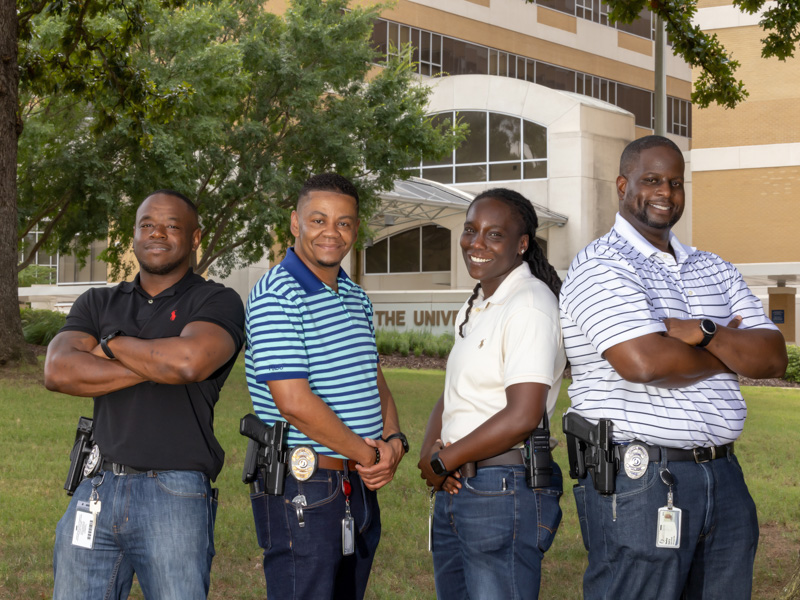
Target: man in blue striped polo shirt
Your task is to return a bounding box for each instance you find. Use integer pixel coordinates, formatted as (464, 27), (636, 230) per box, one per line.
(560, 136), (787, 600)
(245, 173), (407, 599)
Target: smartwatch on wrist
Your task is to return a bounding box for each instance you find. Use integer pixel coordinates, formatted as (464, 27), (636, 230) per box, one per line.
(697, 319), (717, 348)
(430, 451), (450, 476)
(100, 330), (126, 359)
(382, 432), (410, 454)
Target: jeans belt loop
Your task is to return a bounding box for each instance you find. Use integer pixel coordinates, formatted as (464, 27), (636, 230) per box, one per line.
(693, 446), (715, 463)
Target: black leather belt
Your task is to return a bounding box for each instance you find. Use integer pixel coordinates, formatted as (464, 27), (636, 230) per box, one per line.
(100, 459), (155, 476)
(615, 442), (733, 465)
(460, 449), (526, 478)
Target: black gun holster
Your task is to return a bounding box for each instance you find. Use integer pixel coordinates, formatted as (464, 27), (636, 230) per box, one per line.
(65, 416), (96, 496)
(240, 414), (288, 496)
(562, 412), (617, 495)
(522, 412), (553, 489)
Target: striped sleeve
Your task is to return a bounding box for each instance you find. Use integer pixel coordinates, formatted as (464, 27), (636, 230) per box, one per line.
(561, 253), (666, 356)
(723, 260), (779, 331)
(247, 288), (309, 382)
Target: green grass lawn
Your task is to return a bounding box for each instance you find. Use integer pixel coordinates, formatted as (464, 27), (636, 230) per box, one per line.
(1, 361), (799, 599)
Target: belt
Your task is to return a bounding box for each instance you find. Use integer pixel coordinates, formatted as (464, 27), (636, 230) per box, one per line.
(615, 442), (734, 465)
(461, 449), (526, 478)
(316, 455), (359, 471)
(100, 459), (155, 476)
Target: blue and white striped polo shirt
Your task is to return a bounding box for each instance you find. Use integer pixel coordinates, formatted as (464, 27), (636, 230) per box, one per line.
(559, 214), (778, 449)
(245, 248), (383, 457)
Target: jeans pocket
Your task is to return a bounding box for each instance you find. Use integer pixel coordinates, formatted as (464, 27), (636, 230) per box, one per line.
(250, 491), (271, 551)
(463, 468), (515, 497)
(536, 487), (562, 553)
(573, 484), (590, 551)
(154, 471), (208, 498)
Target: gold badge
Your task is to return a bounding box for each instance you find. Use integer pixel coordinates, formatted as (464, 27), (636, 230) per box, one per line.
(289, 446), (318, 481)
(623, 444), (649, 480)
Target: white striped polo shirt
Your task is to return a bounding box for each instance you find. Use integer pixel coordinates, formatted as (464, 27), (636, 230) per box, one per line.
(559, 213), (778, 448)
(245, 248), (383, 457)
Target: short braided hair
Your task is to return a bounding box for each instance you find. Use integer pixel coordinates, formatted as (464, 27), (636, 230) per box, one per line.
(458, 188), (562, 338)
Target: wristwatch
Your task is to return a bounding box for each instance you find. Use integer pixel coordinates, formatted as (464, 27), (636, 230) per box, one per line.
(100, 330), (126, 359)
(430, 451), (450, 476)
(382, 432), (410, 454)
(697, 319), (717, 348)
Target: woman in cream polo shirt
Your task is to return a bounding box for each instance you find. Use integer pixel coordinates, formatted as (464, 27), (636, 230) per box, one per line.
(418, 188), (566, 600)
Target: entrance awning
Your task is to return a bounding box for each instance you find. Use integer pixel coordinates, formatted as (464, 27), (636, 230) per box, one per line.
(370, 177), (568, 232)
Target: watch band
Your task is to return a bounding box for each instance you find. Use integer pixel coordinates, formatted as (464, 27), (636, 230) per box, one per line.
(430, 451), (450, 476)
(100, 330), (125, 359)
(697, 319), (717, 348)
(382, 432), (410, 453)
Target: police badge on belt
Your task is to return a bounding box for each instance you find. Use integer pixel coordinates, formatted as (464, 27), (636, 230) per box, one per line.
(288, 446), (318, 481)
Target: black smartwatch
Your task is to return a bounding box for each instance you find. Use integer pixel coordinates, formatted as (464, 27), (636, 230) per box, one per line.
(697, 319), (717, 348)
(382, 432), (409, 454)
(430, 451), (450, 476)
(100, 330), (126, 359)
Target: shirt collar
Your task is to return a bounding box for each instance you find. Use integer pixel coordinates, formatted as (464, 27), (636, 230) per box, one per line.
(475, 262), (531, 307)
(119, 268), (198, 299)
(281, 247), (352, 294)
(612, 213), (695, 264)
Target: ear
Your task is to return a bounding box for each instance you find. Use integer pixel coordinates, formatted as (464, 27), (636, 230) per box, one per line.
(616, 175), (627, 201)
(519, 233), (530, 255)
(290, 210), (300, 238)
(191, 227), (201, 252)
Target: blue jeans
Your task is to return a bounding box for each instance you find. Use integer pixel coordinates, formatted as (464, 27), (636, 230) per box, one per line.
(432, 462), (563, 600)
(574, 452), (758, 600)
(250, 468), (381, 600)
(53, 470), (217, 600)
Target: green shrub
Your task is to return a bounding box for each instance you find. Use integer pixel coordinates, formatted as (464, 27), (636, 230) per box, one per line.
(19, 308), (66, 346)
(786, 345), (800, 383)
(375, 329), (454, 359)
(397, 338), (410, 357)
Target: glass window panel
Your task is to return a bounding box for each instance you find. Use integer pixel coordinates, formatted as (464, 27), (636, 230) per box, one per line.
(389, 228), (420, 273)
(535, 62), (576, 92)
(431, 34), (442, 66)
(536, 0), (576, 15)
(420, 63), (430, 77)
(490, 162), (522, 181)
(489, 113), (522, 162)
(525, 60), (536, 83)
(388, 22), (399, 52)
(371, 19), (388, 57)
(488, 49), (498, 75)
(456, 164), (486, 183)
(524, 160), (548, 179)
(423, 113), (454, 167)
(456, 111), (487, 165)
(517, 57), (526, 81)
(443, 38), (488, 75)
(498, 52), (509, 77)
(422, 167), (453, 183)
(522, 120), (547, 160)
(420, 30), (431, 62)
(90, 241), (108, 282)
(399, 25), (411, 47)
(616, 84), (652, 128)
(421, 225), (450, 272)
(616, 8), (652, 39)
(365, 238), (388, 274)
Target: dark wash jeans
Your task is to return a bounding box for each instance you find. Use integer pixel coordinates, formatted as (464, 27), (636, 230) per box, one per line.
(574, 452), (758, 600)
(53, 470), (217, 600)
(250, 469), (380, 600)
(432, 462), (563, 600)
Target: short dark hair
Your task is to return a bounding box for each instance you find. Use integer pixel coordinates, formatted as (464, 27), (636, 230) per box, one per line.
(144, 189), (199, 219)
(619, 135), (683, 178)
(298, 173), (360, 211)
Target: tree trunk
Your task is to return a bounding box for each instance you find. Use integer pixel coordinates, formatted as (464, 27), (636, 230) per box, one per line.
(0, 0), (33, 365)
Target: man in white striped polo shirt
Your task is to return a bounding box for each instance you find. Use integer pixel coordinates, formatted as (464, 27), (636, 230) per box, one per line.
(244, 174), (407, 599)
(559, 135), (787, 600)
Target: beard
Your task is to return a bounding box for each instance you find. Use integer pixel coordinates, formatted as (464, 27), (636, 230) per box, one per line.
(139, 256), (187, 276)
(632, 205), (682, 229)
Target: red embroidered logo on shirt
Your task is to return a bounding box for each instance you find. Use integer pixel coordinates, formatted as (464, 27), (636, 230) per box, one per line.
(170, 310), (176, 321)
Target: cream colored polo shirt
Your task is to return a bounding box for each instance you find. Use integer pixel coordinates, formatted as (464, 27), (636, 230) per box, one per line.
(441, 263), (566, 445)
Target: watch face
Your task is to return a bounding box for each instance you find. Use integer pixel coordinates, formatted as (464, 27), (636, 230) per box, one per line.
(701, 319), (717, 335)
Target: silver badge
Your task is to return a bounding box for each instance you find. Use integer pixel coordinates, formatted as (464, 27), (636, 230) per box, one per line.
(623, 444), (649, 480)
(83, 444), (101, 478)
(289, 446), (318, 481)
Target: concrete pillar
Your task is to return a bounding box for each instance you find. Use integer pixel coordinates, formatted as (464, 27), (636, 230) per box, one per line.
(768, 286), (796, 343)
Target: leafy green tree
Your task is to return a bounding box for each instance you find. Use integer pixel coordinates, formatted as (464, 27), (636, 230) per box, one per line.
(527, 0), (800, 108)
(6, 0), (462, 364)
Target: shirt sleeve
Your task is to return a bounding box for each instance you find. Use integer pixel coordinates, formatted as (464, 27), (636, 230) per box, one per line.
(502, 302), (564, 389)
(560, 255), (666, 356)
(723, 260), (779, 331)
(59, 289), (100, 339)
(247, 290), (309, 382)
(190, 286), (246, 351)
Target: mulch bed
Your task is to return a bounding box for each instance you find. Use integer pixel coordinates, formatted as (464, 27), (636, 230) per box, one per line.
(380, 354), (800, 388)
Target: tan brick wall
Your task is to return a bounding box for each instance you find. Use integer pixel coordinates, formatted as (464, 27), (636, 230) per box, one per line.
(537, 6), (578, 34)
(617, 31), (652, 56)
(693, 26), (800, 148)
(693, 167), (800, 263)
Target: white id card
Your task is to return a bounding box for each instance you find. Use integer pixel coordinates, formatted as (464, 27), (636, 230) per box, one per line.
(342, 515), (355, 556)
(656, 506), (681, 548)
(72, 501), (96, 549)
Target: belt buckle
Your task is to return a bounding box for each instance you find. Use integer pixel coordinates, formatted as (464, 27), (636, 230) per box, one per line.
(692, 447), (714, 464)
(112, 462), (125, 476)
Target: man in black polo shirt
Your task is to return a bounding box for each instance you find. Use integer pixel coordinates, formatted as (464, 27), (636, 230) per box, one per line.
(45, 190), (245, 600)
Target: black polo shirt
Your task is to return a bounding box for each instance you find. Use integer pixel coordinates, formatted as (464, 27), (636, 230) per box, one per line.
(60, 269), (245, 480)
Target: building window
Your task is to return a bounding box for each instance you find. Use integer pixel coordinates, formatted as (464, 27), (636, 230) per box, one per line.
(411, 111), (547, 185)
(536, 0), (650, 39)
(370, 18), (691, 138)
(19, 228), (58, 284)
(58, 239), (108, 284)
(365, 225), (451, 274)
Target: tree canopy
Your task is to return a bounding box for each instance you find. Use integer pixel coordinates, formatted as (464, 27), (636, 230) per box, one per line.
(16, 0), (463, 279)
